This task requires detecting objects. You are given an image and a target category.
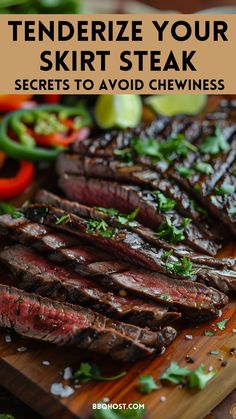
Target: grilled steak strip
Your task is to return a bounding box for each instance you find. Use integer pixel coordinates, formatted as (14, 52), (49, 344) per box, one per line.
(0, 284), (162, 361)
(0, 244), (179, 330)
(23, 204), (195, 277)
(58, 174), (220, 256)
(1, 210), (235, 294)
(49, 246), (227, 320)
(35, 189), (236, 271)
(21, 204), (228, 319)
(56, 155), (225, 241)
(22, 204), (236, 293)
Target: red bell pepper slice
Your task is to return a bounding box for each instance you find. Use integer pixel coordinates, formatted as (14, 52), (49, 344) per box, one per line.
(0, 160), (34, 200)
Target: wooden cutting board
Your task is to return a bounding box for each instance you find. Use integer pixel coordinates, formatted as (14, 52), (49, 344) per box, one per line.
(0, 182), (235, 419)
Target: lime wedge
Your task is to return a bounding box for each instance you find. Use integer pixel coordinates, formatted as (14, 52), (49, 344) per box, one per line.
(95, 94), (142, 129)
(145, 94), (207, 116)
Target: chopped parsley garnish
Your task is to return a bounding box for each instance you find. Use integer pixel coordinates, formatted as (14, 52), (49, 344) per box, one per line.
(204, 331), (214, 337)
(86, 219), (114, 238)
(0, 203), (22, 219)
(34, 113), (67, 136)
(93, 406), (145, 419)
(137, 375), (159, 394)
(187, 364), (216, 390)
(73, 362), (126, 383)
(157, 134), (197, 161)
(214, 183), (235, 196)
(94, 207), (140, 227)
(156, 217), (190, 243)
(161, 249), (173, 261)
(215, 319), (228, 330)
(200, 126), (229, 155)
(177, 167), (193, 178)
(153, 191), (176, 213)
(0, 415), (15, 419)
(228, 207), (236, 216)
(116, 134), (197, 165)
(113, 147), (133, 163)
(116, 208), (140, 226)
(165, 256), (196, 277)
(55, 214), (70, 225)
(132, 137), (163, 159)
(159, 294), (170, 301)
(160, 361), (216, 390)
(193, 162), (214, 175)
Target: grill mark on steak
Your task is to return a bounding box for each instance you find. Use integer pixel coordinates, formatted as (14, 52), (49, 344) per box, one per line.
(0, 244), (179, 330)
(50, 248), (227, 321)
(0, 284), (164, 361)
(58, 174), (220, 256)
(56, 155), (225, 241)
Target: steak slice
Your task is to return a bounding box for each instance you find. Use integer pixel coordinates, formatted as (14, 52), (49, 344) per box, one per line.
(51, 247), (227, 321)
(0, 244), (179, 330)
(22, 205), (228, 320)
(58, 174), (220, 256)
(1, 210), (235, 293)
(35, 189), (236, 271)
(22, 204), (236, 293)
(0, 284), (162, 361)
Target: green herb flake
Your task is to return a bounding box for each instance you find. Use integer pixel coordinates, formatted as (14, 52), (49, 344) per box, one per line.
(137, 374), (159, 394)
(200, 127), (229, 155)
(208, 350), (220, 355)
(204, 331), (214, 337)
(0, 203), (22, 219)
(177, 167), (194, 178)
(160, 362), (216, 390)
(216, 319), (228, 330)
(157, 134), (197, 161)
(159, 294), (170, 301)
(95, 207), (119, 216)
(214, 184), (235, 196)
(165, 256), (195, 277)
(188, 364), (216, 390)
(156, 217), (186, 243)
(93, 405), (145, 419)
(86, 219), (114, 238)
(117, 208), (140, 226)
(114, 148), (133, 164)
(160, 361), (190, 384)
(73, 362), (126, 383)
(55, 214), (70, 225)
(228, 207), (236, 216)
(153, 191), (176, 213)
(193, 162), (214, 175)
(0, 415), (15, 419)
